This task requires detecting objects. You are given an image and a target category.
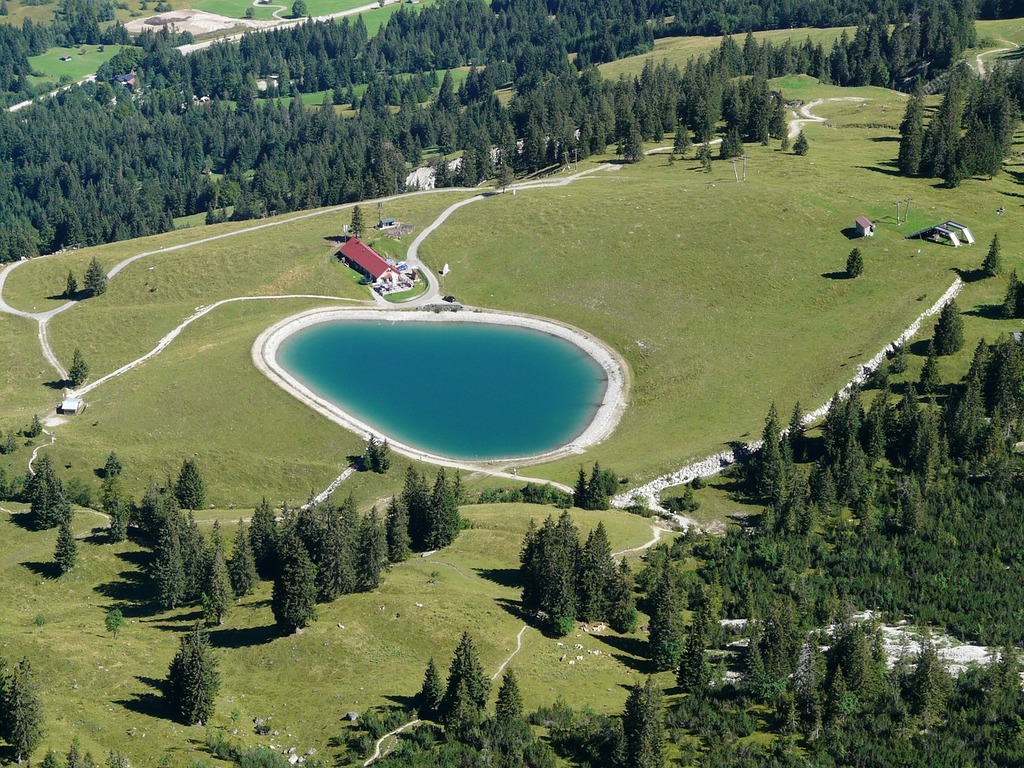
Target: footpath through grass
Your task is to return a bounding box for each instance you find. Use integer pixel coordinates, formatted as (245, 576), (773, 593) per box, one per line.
(0, 501), (666, 765)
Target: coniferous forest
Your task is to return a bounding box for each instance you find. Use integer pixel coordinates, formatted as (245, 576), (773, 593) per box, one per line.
(0, 0), (1007, 261)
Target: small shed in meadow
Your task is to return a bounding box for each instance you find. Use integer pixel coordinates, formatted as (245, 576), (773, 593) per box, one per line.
(58, 397), (84, 415)
(854, 216), (875, 237)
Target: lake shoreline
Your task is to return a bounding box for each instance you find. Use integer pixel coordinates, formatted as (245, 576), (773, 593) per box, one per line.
(253, 306), (629, 470)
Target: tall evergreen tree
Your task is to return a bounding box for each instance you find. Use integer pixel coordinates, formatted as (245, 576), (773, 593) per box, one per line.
(0, 658), (45, 764)
(385, 497), (410, 563)
(1002, 270), (1021, 319)
(203, 525), (232, 625)
(402, 467), (431, 550)
(228, 520), (257, 597)
(755, 402), (785, 504)
(417, 658), (444, 719)
(83, 257), (107, 297)
(165, 624), (220, 726)
(68, 349), (89, 387)
(622, 677), (664, 768)
(919, 341), (941, 396)
(897, 92), (925, 176)
(350, 205), (364, 238)
(174, 459), (205, 510)
(426, 468), (460, 550)
(982, 233), (1001, 277)
(249, 498), (279, 579)
(356, 506), (386, 591)
(441, 632), (490, 729)
(27, 455), (72, 530)
(271, 534), (317, 633)
(608, 560), (640, 633)
(577, 522), (615, 622)
(846, 247), (864, 278)
(54, 518), (77, 575)
(934, 300), (964, 356)
(793, 130), (809, 155)
(64, 271), (78, 299)
(647, 560), (684, 671)
(153, 515), (186, 610)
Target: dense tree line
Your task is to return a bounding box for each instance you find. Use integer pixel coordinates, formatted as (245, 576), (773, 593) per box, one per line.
(0, 0), (984, 262)
(519, 512), (638, 635)
(608, 323), (1024, 763)
(899, 61), (1024, 185)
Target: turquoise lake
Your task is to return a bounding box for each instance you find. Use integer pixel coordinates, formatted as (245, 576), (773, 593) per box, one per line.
(277, 320), (607, 460)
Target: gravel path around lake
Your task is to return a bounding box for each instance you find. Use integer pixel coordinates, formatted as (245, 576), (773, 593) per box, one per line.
(253, 307), (629, 470)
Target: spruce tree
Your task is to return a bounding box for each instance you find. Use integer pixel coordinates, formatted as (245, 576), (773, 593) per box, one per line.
(402, 467), (431, 550)
(918, 341), (941, 396)
(622, 677), (664, 768)
(755, 402), (785, 504)
(271, 534), (317, 633)
(27, 455), (72, 530)
(897, 93), (925, 176)
(494, 668), (523, 723)
(889, 342), (908, 374)
(1002, 270), (1021, 319)
(357, 507), (386, 591)
(165, 624), (220, 725)
(677, 597), (711, 696)
(0, 658), (45, 763)
(64, 271), (78, 299)
(350, 205), (364, 238)
(442, 632), (490, 728)
(934, 300), (964, 356)
(203, 526), (232, 625)
(426, 468), (460, 550)
(607, 561), (639, 633)
(846, 247), (864, 278)
(982, 233), (1001, 277)
(54, 518), (77, 575)
(68, 349), (89, 387)
(577, 522), (614, 622)
(417, 658), (444, 719)
(672, 124), (691, 156)
(385, 497), (410, 563)
(179, 511), (208, 602)
(83, 257), (107, 297)
(793, 130), (809, 155)
(573, 467), (590, 509)
(647, 560), (684, 671)
(228, 520), (258, 597)
(785, 402), (805, 464)
(249, 498), (279, 579)
(41, 751), (60, 768)
(174, 459), (205, 510)
(103, 452), (122, 478)
(154, 516), (186, 610)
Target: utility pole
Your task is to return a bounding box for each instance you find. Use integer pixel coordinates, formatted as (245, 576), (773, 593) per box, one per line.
(741, 155), (748, 181)
(730, 159), (739, 182)
(895, 200), (902, 224)
(904, 198), (913, 223)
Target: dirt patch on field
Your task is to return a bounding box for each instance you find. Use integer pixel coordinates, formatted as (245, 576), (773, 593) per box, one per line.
(125, 10), (277, 35)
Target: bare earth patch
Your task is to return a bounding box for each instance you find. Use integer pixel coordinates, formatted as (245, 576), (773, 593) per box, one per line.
(124, 10), (278, 36)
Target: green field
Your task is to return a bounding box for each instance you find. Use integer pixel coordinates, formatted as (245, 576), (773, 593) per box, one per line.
(27, 45), (130, 85)
(0, 499), (669, 766)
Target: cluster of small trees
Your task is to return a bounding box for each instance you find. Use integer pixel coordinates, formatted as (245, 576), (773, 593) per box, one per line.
(0, 657), (45, 763)
(363, 436), (391, 474)
(63, 257), (107, 299)
(413, 634), (554, 763)
(390, 466), (463, 556)
(572, 462), (618, 510)
(520, 512), (637, 636)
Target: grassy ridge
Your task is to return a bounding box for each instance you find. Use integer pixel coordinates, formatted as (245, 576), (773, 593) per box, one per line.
(0, 501), (666, 764)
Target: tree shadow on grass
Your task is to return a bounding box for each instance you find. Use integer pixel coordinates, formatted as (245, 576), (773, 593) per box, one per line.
(474, 568), (523, 590)
(821, 271), (853, 280)
(208, 624), (279, 648)
(952, 267), (988, 284)
(855, 164), (902, 177)
(494, 597), (532, 624)
(116, 676), (169, 720)
(7, 510), (38, 531)
(22, 561), (60, 579)
(94, 569), (152, 612)
(908, 338), (932, 356)
(44, 379), (70, 390)
(383, 694), (419, 712)
(964, 304), (1006, 320)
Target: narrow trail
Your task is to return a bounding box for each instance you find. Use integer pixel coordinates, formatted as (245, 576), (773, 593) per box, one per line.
(363, 719), (421, 767)
(491, 625), (530, 681)
(974, 40), (1018, 76)
(787, 97), (866, 140)
(302, 467), (357, 509)
(72, 294), (361, 398)
(27, 431), (55, 475)
(612, 524), (667, 558)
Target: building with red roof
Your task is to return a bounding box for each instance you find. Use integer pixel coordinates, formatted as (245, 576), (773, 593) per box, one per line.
(339, 237), (399, 283)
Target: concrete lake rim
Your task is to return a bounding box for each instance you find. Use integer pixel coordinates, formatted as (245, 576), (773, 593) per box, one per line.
(252, 306), (630, 469)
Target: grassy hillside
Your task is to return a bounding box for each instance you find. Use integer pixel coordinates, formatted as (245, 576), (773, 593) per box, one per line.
(424, 77), (1024, 485)
(0, 501), (668, 766)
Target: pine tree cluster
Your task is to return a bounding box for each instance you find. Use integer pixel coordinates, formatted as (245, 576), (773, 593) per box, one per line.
(520, 512), (638, 636)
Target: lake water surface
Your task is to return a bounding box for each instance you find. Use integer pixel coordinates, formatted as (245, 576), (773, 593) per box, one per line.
(277, 319), (607, 460)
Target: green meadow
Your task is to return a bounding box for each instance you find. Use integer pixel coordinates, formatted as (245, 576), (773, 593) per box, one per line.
(27, 45), (129, 85)
(0, 499), (669, 765)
